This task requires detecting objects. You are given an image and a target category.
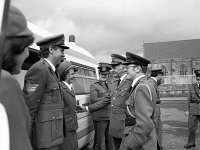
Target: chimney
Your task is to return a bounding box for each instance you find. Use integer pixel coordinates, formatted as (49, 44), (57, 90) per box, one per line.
(69, 35), (75, 42)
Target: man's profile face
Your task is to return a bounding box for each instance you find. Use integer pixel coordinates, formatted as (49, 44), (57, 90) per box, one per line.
(113, 64), (127, 78)
(127, 64), (137, 79)
(157, 74), (164, 85)
(196, 74), (200, 84)
(52, 46), (65, 65)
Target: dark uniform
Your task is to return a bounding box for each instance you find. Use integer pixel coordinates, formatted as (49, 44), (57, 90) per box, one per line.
(184, 69), (200, 149)
(119, 52), (157, 150)
(109, 54), (133, 150)
(57, 61), (79, 150)
(90, 63), (114, 150)
(86, 54), (132, 150)
(150, 69), (164, 150)
(23, 35), (69, 150)
(0, 6), (34, 150)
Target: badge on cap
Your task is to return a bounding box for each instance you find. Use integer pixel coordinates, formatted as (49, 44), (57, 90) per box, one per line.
(101, 67), (107, 71)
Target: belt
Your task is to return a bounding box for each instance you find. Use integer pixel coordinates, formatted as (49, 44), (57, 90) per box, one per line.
(191, 100), (200, 104)
(156, 101), (161, 104)
(111, 107), (125, 114)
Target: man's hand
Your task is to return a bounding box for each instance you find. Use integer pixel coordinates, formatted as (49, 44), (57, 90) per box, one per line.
(185, 111), (189, 116)
(76, 105), (87, 113)
(104, 93), (111, 100)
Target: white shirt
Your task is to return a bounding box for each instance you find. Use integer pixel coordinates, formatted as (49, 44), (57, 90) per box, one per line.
(120, 73), (127, 83)
(63, 81), (72, 91)
(151, 77), (157, 83)
(44, 58), (56, 72)
(131, 74), (145, 87)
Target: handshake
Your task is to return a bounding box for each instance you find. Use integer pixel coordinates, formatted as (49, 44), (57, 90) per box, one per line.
(104, 93), (111, 100)
(76, 105), (87, 113)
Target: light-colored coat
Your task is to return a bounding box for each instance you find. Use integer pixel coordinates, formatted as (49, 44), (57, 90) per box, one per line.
(0, 70), (33, 150)
(120, 77), (157, 150)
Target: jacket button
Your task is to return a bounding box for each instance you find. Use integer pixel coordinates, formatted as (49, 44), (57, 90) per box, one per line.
(113, 97), (115, 100)
(53, 117), (55, 119)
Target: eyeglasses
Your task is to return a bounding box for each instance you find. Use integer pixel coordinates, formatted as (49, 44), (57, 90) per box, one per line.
(127, 65), (137, 69)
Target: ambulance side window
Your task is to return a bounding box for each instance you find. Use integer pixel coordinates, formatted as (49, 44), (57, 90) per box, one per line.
(72, 63), (97, 95)
(22, 48), (39, 70)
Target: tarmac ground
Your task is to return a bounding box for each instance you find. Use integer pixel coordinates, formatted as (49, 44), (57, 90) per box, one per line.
(161, 98), (200, 150)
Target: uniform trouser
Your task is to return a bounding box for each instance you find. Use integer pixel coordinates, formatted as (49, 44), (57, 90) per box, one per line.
(154, 115), (162, 148)
(187, 114), (200, 145)
(34, 145), (61, 150)
(93, 120), (114, 150)
(61, 131), (79, 150)
(113, 137), (122, 150)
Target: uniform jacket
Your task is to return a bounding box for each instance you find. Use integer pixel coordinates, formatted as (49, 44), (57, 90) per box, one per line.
(90, 80), (111, 121)
(0, 70), (33, 150)
(109, 75), (133, 138)
(186, 83), (200, 115)
(23, 58), (64, 149)
(60, 81), (78, 132)
(149, 77), (161, 117)
(120, 76), (157, 150)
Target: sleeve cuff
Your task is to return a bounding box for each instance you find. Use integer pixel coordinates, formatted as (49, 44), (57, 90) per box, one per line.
(85, 106), (89, 112)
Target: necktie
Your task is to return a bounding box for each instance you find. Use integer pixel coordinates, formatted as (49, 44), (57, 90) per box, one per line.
(71, 87), (75, 94)
(55, 70), (59, 79)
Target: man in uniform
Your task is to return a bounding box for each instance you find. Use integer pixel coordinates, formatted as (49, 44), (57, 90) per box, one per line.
(120, 52), (157, 150)
(82, 54), (132, 150)
(184, 69), (200, 149)
(90, 62), (114, 150)
(108, 54), (133, 150)
(150, 68), (164, 150)
(23, 34), (69, 150)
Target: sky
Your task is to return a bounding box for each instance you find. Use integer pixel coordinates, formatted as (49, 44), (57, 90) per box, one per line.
(11, 0), (200, 63)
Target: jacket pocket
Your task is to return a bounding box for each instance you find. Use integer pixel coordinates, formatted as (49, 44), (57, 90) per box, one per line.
(33, 108), (63, 148)
(45, 83), (61, 103)
(64, 115), (78, 131)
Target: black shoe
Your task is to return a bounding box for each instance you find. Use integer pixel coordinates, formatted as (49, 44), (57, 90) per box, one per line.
(184, 144), (196, 149)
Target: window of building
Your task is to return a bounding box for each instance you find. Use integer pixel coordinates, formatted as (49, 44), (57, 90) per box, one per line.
(180, 64), (187, 75)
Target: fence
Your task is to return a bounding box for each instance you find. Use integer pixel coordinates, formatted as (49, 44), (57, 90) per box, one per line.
(159, 75), (195, 97)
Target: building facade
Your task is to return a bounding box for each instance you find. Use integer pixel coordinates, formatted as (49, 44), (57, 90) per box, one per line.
(144, 39), (200, 97)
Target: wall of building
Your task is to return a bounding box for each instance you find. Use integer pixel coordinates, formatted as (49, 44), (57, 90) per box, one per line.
(144, 39), (200, 97)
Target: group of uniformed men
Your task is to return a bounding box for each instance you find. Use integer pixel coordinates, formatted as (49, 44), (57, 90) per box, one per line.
(81, 53), (165, 150)
(2, 5), (200, 150)
(21, 29), (165, 150)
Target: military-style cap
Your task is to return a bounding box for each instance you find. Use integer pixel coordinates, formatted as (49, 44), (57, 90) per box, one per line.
(57, 61), (77, 75)
(6, 6), (33, 37)
(110, 54), (126, 66)
(194, 69), (200, 76)
(124, 52), (150, 67)
(151, 68), (164, 77)
(36, 34), (69, 50)
(98, 62), (111, 74)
